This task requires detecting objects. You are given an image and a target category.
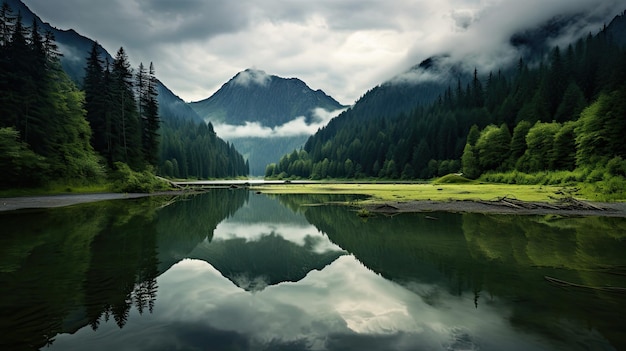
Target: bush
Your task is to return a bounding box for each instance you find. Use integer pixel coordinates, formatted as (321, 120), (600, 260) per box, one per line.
(434, 174), (474, 184)
(607, 157), (626, 177)
(110, 162), (170, 193)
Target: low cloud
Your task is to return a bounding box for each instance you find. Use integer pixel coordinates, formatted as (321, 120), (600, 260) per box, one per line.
(24, 0), (626, 104)
(214, 107), (346, 139)
(232, 68), (272, 87)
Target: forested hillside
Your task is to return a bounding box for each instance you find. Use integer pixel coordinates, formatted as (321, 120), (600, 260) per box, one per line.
(0, 5), (101, 188)
(268, 13), (626, 191)
(0, 1), (248, 190)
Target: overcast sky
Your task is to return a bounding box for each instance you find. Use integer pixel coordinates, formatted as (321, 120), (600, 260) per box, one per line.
(21, 0), (626, 104)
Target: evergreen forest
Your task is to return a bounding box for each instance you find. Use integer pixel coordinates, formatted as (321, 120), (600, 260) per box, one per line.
(0, 2), (248, 190)
(267, 20), (626, 194)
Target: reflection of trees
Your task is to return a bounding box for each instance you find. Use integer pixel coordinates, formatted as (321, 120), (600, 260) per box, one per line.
(462, 214), (626, 350)
(271, 193), (367, 215)
(1, 192), (240, 349)
(0, 204), (106, 350)
(301, 203), (626, 350)
(83, 202), (161, 330)
(300, 203), (473, 288)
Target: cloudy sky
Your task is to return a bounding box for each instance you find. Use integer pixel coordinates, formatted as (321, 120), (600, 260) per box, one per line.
(22, 0), (626, 105)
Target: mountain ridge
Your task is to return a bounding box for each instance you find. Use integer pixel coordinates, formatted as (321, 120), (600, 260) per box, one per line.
(189, 68), (346, 127)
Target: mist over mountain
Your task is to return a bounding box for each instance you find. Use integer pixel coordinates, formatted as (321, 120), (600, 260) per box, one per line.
(189, 68), (346, 127)
(269, 8), (626, 180)
(189, 68), (347, 175)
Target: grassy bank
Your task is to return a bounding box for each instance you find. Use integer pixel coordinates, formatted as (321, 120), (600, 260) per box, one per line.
(251, 182), (576, 204)
(0, 183), (112, 198)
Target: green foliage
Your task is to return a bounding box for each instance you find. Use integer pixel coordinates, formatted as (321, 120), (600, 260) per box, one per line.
(475, 124), (511, 171)
(0, 7), (105, 188)
(158, 118), (248, 179)
(461, 144), (480, 179)
(433, 174), (475, 184)
(519, 122), (560, 172)
(110, 162), (169, 193)
(264, 15), (625, 194)
(0, 127), (48, 188)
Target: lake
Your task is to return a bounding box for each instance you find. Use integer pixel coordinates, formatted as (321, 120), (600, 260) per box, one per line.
(1, 190), (625, 350)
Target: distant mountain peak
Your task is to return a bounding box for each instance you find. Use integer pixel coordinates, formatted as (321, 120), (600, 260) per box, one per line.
(189, 69), (345, 127)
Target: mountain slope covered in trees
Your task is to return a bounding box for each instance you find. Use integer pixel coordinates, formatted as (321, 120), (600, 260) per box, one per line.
(268, 11), (626, 195)
(0, 0), (248, 188)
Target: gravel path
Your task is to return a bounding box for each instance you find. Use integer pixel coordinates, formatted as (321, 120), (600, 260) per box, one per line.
(0, 193), (175, 212)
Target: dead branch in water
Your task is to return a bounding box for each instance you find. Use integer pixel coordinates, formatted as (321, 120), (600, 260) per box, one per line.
(544, 276), (626, 294)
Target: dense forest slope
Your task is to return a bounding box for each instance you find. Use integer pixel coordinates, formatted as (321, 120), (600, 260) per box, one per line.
(268, 11), (626, 193)
(0, 0), (248, 187)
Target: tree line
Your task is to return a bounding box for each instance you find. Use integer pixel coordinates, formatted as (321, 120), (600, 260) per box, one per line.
(83, 42), (160, 171)
(85, 42), (249, 180)
(0, 1), (248, 189)
(0, 3), (101, 187)
(267, 21), (626, 184)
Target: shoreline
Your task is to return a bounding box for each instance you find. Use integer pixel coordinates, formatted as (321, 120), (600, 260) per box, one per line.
(363, 199), (626, 217)
(0, 191), (188, 212)
(2, 190), (626, 217)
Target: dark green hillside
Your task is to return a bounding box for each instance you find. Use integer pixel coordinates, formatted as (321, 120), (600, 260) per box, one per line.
(268, 11), (626, 188)
(0, 0), (248, 190)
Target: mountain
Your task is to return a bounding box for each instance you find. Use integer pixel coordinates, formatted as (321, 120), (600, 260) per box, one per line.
(270, 9), (626, 180)
(189, 68), (347, 175)
(6, 0), (203, 124)
(156, 82), (205, 123)
(189, 68), (345, 126)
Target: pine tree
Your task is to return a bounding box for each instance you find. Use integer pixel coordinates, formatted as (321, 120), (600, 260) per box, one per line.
(83, 41), (107, 153)
(142, 62), (159, 166)
(111, 47), (142, 169)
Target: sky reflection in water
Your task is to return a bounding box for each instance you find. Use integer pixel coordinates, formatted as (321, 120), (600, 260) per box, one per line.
(42, 193), (621, 351)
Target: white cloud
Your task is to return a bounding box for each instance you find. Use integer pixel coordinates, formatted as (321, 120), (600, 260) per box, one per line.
(23, 0), (626, 104)
(48, 256), (585, 350)
(232, 68), (272, 87)
(213, 107), (346, 139)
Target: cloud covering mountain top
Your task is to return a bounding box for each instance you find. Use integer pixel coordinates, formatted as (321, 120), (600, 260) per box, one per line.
(21, 0), (626, 104)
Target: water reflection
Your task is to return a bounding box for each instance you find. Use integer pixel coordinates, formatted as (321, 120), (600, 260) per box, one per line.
(0, 192), (625, 350)
(187, 192), (346, 291)
(0, 190), (247, 350)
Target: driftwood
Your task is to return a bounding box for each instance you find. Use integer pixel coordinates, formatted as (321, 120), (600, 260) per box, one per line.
(544, 276), (626, 294)
(375, 204), (399, 211)
(479, 195), (607, 212)
(156, 176), (185, 189)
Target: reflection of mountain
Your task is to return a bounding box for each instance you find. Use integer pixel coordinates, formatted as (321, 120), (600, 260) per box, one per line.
(301, 203), (626, 351)
(226, 192), (311, 225)
(184, 193), (346, 291)
(155, 189), (249, 273)
(190, 233), (345, 291)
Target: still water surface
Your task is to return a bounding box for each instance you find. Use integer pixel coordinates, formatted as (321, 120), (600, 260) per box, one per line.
(1, 190), (625, 350)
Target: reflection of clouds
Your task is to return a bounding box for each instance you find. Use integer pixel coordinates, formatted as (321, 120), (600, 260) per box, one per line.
(149, 257), (555, 350)
(213, 221), (344, 254)
(50, 256), (592, 350)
